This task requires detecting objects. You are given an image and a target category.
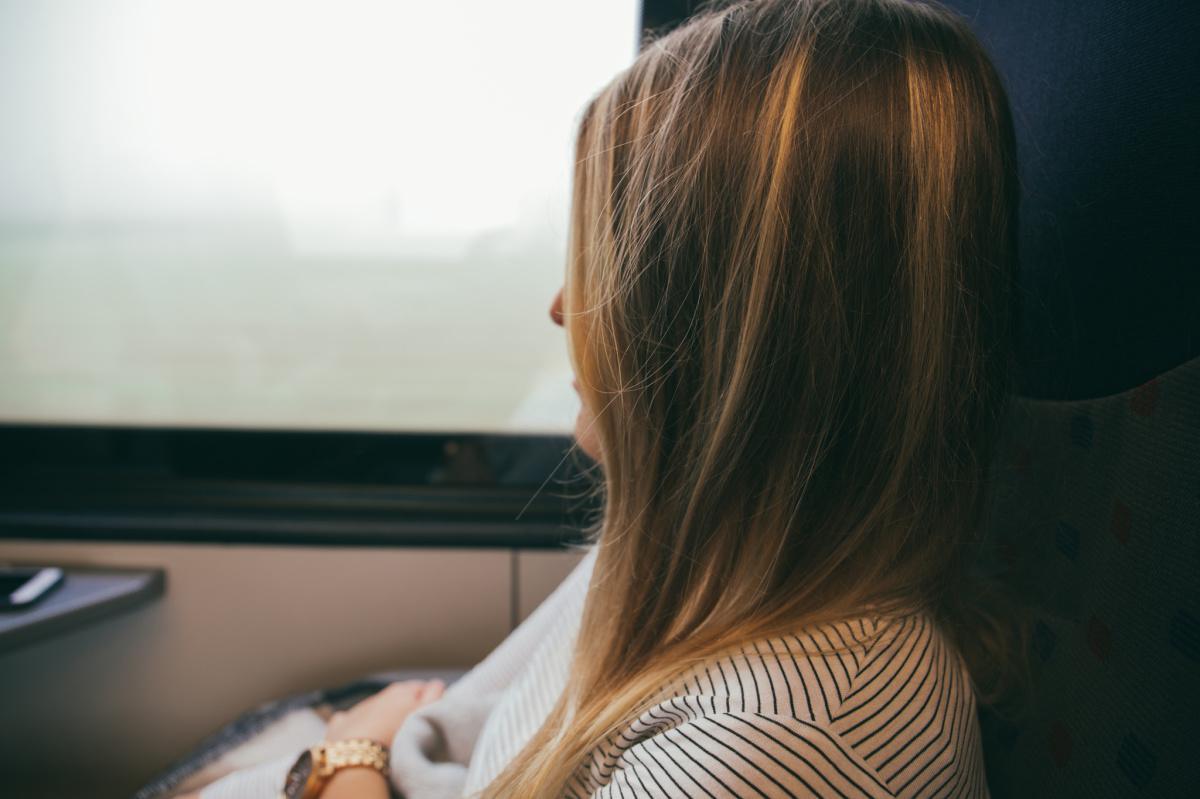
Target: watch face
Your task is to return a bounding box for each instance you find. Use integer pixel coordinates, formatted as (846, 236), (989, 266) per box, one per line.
(282, 749), (314, 799)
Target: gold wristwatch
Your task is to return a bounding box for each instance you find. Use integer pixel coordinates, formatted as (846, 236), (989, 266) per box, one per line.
(279, 738), (390, 799)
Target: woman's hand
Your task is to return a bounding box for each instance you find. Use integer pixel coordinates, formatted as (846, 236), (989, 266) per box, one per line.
(325, 679), (445, 745)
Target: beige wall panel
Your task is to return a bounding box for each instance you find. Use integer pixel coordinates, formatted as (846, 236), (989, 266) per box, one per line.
(0, 540), (510, 799)
(515, 547), (587, 623)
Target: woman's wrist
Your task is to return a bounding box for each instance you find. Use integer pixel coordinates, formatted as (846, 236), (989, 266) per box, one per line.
(283, 738), (392, 799)
(322, 765), (390, 795)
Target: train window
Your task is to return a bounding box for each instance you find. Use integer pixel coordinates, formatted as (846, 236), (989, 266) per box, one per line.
(0, 0), (641, 434)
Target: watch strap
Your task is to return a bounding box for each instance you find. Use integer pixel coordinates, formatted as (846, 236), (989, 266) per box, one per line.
(315, 738), (390, 780)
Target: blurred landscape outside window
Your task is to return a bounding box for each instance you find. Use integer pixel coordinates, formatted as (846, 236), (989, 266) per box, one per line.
(0, 0), (640, 433)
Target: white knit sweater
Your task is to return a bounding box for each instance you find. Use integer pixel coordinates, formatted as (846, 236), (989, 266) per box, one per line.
(201, 546), (989, 798)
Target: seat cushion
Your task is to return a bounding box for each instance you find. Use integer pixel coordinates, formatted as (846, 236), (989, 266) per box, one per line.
(979, 355), (1199, 797)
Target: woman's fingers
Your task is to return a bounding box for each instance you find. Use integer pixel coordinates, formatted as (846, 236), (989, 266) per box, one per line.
(324, 680), (435, 744)
(380, 678), (443, 703)
(378, 679), (439, 710)
(418, 679), (445, 704)
(380, 680), (421, 702)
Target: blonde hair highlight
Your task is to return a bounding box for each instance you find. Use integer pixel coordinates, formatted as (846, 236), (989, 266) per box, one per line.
(484, 0), (1022, 794)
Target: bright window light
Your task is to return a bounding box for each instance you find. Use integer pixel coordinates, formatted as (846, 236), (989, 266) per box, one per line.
(0, 0), (640, 432)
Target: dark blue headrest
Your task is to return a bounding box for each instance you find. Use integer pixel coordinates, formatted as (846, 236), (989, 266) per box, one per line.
(941, 0), (1200, 399)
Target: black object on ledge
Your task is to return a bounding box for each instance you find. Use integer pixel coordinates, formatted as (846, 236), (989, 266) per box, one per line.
(0, 564), (165, 655)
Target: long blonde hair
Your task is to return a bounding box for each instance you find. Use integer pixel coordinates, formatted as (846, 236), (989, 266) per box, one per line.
(485, 0), (1020, 794)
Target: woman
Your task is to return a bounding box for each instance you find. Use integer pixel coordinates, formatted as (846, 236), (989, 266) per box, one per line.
(200, 0), (1020, 796)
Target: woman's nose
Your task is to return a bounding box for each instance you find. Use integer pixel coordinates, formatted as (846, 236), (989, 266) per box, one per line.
(550, 288), (564, 327)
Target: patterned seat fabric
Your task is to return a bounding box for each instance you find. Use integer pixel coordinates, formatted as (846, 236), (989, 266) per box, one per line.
(979, 354), (1200, 798)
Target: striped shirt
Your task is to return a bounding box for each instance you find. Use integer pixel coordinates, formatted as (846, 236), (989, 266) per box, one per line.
(455, 547), (988, 798)
(564, 615), (987, 798)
